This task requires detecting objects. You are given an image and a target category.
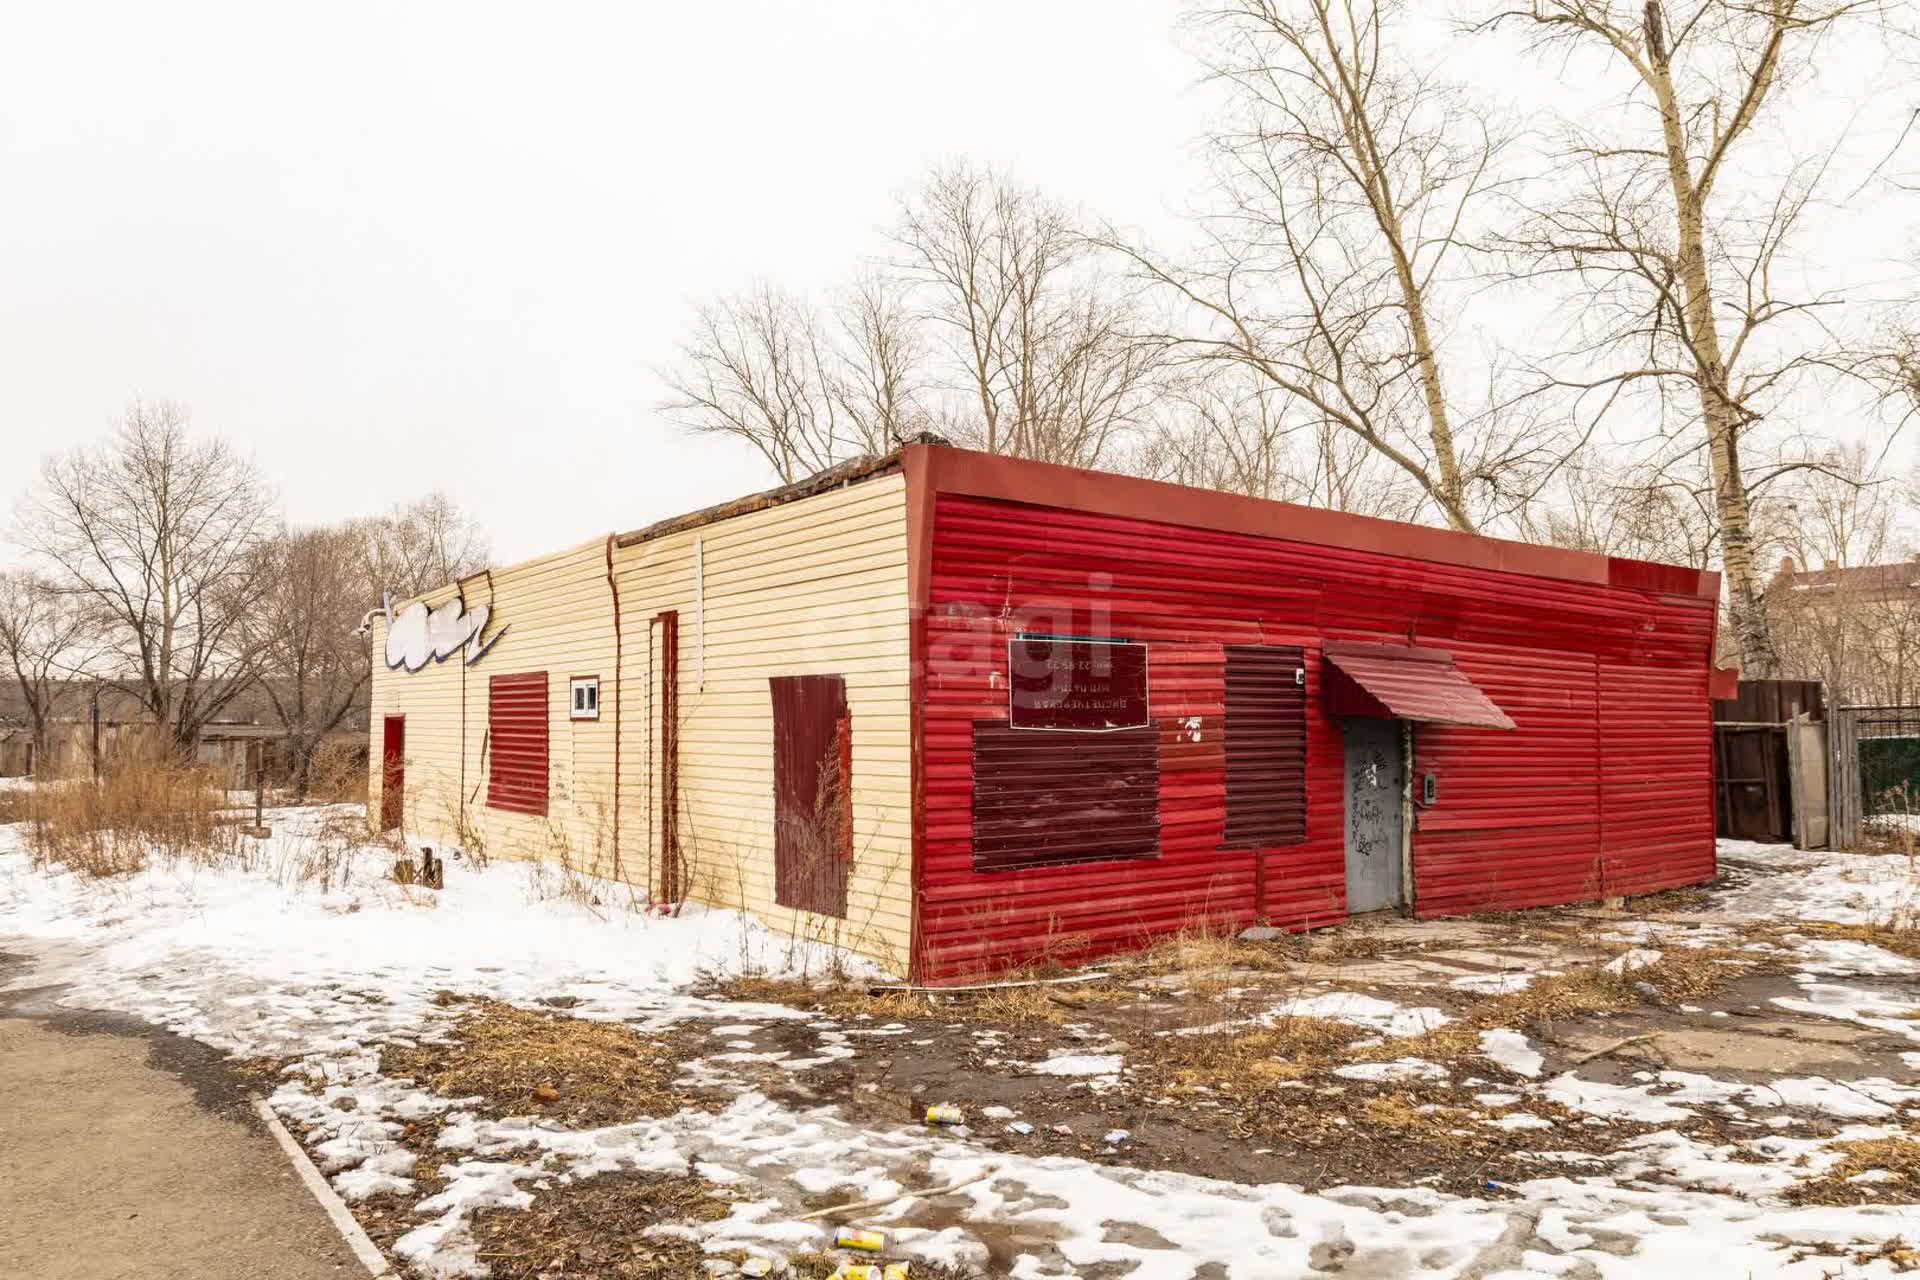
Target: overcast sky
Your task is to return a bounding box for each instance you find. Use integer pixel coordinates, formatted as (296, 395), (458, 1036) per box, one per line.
(2, 2), (1911, 566)
(0, 1), (1218, 563)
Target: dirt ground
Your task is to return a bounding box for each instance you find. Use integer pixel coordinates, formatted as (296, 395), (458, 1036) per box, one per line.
(687, 906), (1919, 1199)
(0, 971), (368, 1280)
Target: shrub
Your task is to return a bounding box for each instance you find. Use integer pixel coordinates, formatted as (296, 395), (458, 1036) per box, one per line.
(19, 757), (241, 877)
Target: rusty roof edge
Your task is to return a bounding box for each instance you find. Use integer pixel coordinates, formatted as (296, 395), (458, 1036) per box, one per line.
(609, 439), (1710, 598)
(613, 449), (909, 548)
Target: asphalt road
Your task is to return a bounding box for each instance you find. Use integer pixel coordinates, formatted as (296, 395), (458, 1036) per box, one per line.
(0, 959), (369, 1280)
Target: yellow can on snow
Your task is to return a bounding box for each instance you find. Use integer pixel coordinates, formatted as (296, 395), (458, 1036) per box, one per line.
(832, 1227), (886, 1251)
(924, 1104), (964, 1126)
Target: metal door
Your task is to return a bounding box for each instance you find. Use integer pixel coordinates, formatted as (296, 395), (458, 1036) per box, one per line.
(380, 715), (405, 832)
(1342, 718), (1403, 912)
(769, 674), (851, 918)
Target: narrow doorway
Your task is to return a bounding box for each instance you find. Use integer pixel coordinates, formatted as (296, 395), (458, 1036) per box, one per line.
(380, 715), (405, 832)
(1342, 718), (1404, 912)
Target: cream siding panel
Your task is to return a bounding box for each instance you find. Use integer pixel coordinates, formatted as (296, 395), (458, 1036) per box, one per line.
(368, 541), (621, 874)
(368, 474), (913, 972)
(613, 474), (912, 969)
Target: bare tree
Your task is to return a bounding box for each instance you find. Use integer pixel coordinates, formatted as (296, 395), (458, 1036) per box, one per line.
(360, 492), (491, 601)
(1140, 366), (1423, 517)
(242, 526), (377, 797)
(1480, 0), (1889, 677)
(898, 161), (1161, 468)
(660, 284), (922, 482)
(0, 571), (90, 765)
(1101, 0), (1549, 531)
(829, 271), (936, 444)
(20, 402), (274, 752)
(1519, 448), (1723, 566)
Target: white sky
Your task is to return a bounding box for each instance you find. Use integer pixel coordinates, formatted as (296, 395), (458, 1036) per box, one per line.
(1, 2), (1911, 566)
(0, 1), (1210, 563)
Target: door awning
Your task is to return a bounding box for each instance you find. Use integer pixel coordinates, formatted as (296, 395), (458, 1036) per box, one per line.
(1322, 642), (1515, 730)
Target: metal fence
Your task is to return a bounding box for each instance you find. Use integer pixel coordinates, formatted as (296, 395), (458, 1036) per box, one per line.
(1829, 705), (1920, 848)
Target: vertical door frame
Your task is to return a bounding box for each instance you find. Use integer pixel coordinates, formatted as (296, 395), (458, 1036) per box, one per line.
(653, 609), (680, 905)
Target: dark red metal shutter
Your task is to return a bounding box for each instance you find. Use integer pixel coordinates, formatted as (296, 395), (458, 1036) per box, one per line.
(1223, 645), (1307, 847)
(488, 671), (549, 816)
(771, 675), (851, 917)
(970, 723), (1160, 872)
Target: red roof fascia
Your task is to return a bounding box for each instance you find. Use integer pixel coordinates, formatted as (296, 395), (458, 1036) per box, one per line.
(908, 444), (1717, 600)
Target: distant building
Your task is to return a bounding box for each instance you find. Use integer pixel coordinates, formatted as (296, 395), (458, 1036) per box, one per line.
(1768, 556), (1920, 705)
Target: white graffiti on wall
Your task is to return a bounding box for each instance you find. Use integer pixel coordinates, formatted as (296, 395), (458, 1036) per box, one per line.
(382, 593), (508, 672)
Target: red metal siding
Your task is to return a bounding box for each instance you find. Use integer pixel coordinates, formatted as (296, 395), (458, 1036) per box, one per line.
(487, 672), (549, 817)
(918, 494), (1718, 982)
(1600, 658), (1716, 896)
(1409, 644), (1600, 914)
(1223, 645), (1308, 847)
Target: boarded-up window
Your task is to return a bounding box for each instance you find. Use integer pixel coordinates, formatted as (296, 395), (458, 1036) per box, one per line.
(770, 675), (851, 918)
(488, 671), (549, 816)
(971, 722), (1160, 872)
(1223, 645), (1307, 847)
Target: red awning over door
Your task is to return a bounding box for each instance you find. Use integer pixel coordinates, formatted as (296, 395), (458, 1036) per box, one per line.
(1322, 642), (1515, 730)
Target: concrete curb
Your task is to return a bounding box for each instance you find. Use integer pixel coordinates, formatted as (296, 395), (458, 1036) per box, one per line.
(251, 1095), (398, 1279)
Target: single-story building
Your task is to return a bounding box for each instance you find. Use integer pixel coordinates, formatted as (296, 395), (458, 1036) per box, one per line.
(369, 443), (1730, 982)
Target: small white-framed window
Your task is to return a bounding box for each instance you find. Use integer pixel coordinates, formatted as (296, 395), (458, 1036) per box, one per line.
(569, 676), (600, 721)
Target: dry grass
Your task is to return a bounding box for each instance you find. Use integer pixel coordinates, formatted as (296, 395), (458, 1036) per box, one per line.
(711, 971), (1138, 1027)
(784, 1252), (988, 1280)
(1142, 1015), (1369, 1097)
(1788, 1134), (1920, 1207)
(466, 1170), (734, 1278)
(1140, 937), (1780, 1097)
(18, 758), (241, 876)
(381, 996), (715, 1127)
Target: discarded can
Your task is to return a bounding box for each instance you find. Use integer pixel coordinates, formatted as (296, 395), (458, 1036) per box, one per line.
(740, 1258), (774, 1277)
(833, 1267), (881, 1280)
(1007, 1121), (1034, 1135)
(1103, 1128), (1131, 1145)
(924, 1104), (964, 1125)
(833, 1227), (887, 1251)
(884, 1266), (911, 1280)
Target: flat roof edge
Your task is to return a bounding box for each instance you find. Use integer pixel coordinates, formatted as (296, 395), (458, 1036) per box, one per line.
(911, 445), (1717, 600)
(614, 450), (906, 548)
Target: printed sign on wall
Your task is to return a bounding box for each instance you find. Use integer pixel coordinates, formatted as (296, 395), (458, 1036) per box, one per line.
(1007, 635), (1150, 731)
(382, 593), (507, 672)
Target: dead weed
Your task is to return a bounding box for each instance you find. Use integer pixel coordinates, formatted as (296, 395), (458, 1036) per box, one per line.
(381, 995), (715, 1127)
(712, 973), (1136, 1027)
(785, 1252), (988, 1279)
(467, 1170), (733, 1278)
(1787, 1133), (1920, 1207)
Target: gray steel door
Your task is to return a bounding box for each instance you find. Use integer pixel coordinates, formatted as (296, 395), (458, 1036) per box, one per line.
(1343, 718), (1404, 912)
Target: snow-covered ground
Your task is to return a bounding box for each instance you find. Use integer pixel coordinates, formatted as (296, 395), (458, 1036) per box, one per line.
(1716, 839), (1919, 925)
(3, 809), (1918, 1278)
